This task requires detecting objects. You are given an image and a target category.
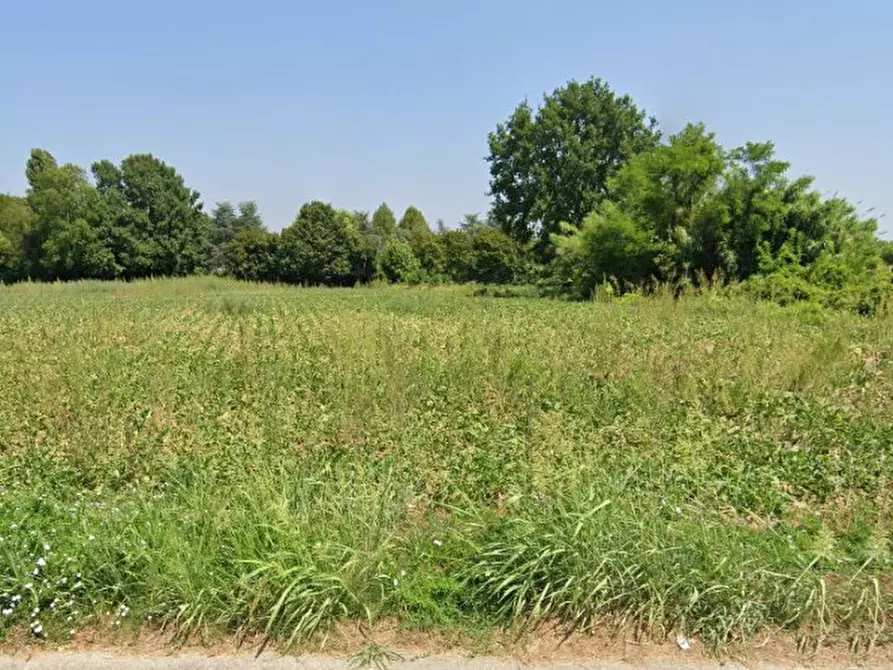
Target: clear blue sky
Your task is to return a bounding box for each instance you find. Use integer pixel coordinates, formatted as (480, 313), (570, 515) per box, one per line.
(1, 0), (890, 235)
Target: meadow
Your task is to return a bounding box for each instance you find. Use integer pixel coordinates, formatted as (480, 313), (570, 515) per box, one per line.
(0, 278), (891, 654)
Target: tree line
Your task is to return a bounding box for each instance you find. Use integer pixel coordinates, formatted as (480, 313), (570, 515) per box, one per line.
(1, 77), (890, 312)
(0, 150), (528, 288)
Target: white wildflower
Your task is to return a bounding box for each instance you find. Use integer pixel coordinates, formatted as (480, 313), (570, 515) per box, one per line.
(36, 557), (46, 567)
(432, 539), (443, 547)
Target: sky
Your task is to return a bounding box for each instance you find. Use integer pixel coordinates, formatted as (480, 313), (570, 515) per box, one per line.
(1, 0), (891, 236)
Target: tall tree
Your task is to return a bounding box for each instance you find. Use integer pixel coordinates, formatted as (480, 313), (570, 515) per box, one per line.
(224, 227), (280, 282)
(487, 78), (659, 254)
(610, 123), (727, 279)
(398, 206), (430, 239)
(370, 203), (397, 239)
(0, 194), (34, 281)
(208, 202), (238, 271)
(280, 201), (361, 285)
(208, 201), (264, 272)
(92, 154), (209, 277)
(25, 150), (115, 280)
(469, 228), (525, 284)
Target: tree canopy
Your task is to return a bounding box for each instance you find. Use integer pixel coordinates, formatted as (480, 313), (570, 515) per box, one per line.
(487, 78), (659, 253)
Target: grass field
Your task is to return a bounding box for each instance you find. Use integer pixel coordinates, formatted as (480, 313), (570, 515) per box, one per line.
(0, 278), (891, 654)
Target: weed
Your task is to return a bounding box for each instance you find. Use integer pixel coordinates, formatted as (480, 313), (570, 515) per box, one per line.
(0, 278), (890, 650)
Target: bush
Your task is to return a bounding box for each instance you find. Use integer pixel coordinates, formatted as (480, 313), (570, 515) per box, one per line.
(380, 238), (421, 284)
(468, 228), (525, 284)
(551, 203), (657, 298)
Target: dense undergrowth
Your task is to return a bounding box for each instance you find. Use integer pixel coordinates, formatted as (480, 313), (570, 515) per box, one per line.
(0, 278), (891, 653)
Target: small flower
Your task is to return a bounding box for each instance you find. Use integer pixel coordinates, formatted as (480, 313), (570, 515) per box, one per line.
(88, 535), (95, 541)
(43, 544), (50, 552)
(69, 629), (76, 636)
(2, 608), (12, 616)
(393, 578), (399, 587)
(32, 568), (39, 576)
(30, 621), (43, 635)
(31, 607), (40, 617)
(432, 539), (443, 547)
(23, 583), (33, 590)
(36, 557), (46, 567)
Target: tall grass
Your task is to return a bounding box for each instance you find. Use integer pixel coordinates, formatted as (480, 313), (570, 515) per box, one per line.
(0, 277), (890, 651)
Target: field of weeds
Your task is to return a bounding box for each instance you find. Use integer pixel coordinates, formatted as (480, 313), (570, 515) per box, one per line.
(0, 278), (891, 654)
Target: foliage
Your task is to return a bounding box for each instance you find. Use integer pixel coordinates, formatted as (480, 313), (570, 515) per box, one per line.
(468, 228), (525, 284)
(409, 232), (446, 280)
(92, 153), (209, 277)
(440, 230), (473, 282)
(24, 152), (112, 281)
(552, 202), (657, 297)
(223, 226), (280, 282)
(379, 237), (421, 283)
(487, 78), (659, 253)
(610, 123), (727, 280)
(879, 239), (893, 267)
(0, 279), (891, 650)
(397, 206), (430, 240)
(370, 203), (397, 240)
(208, 201), (264, 272)
(280, 201), (362, 286)
(0, 194), (33, 281)
(1, 71), (890, 313)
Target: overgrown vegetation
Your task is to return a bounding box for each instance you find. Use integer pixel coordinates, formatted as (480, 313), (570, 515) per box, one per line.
(2, 77), (890, 313)
(0, 279), (891, 652)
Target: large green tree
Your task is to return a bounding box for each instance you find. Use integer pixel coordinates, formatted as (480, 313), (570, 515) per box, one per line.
(370, 203), (397, 240)
(0, 194), (34, 281)
(91, 154), (209, 277)
(279, 201), (362, 285)
(208, 201), (264, 272)
(487, 78), (659, 253)
(25, 149), (115, 280)
(224, 226), (280, 282)
(468, 228), (525, 284)
(610, 123), (727, 280)
(398, 206), (430, 239)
